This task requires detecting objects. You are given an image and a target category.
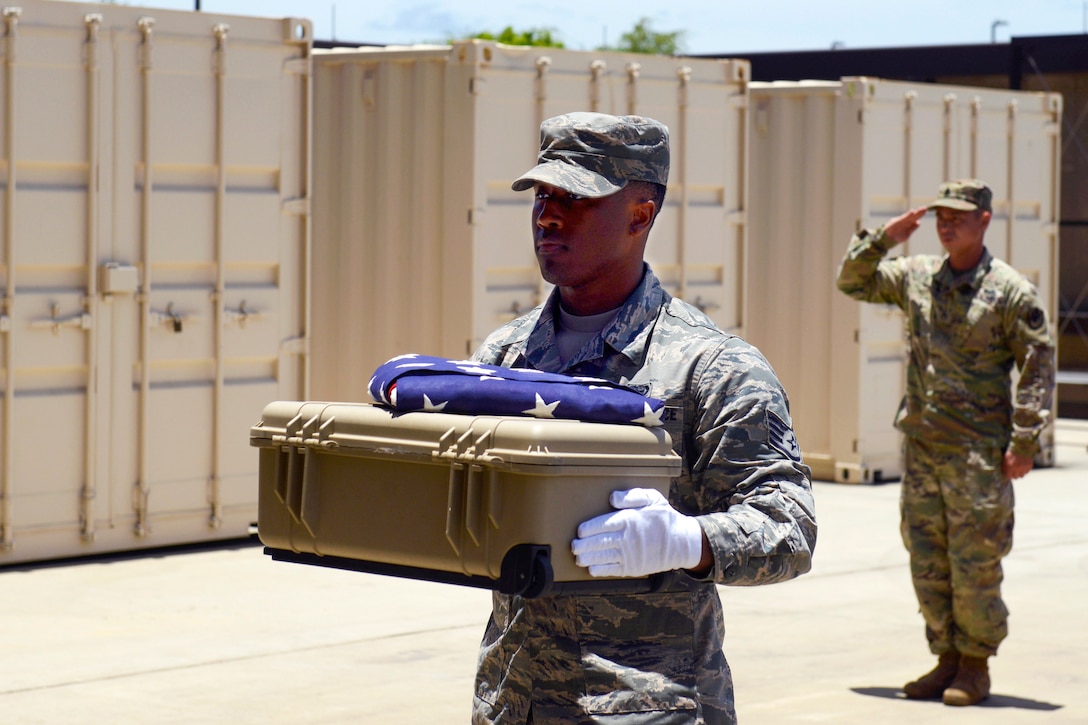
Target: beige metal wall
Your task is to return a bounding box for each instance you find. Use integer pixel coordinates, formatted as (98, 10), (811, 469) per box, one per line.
(0, 1), (312, 564)
(310, 42), (750, 402)
(747, 78), (1062, 483)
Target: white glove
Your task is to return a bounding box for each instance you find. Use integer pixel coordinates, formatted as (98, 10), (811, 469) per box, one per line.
(571, 488), (704, 578)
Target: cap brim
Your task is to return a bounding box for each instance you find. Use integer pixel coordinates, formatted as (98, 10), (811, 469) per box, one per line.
(927, 198), (978, 211)
(511, 159), (625, 198)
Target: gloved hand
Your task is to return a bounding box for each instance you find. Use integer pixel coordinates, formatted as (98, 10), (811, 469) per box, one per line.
(571, 488), (704, 578)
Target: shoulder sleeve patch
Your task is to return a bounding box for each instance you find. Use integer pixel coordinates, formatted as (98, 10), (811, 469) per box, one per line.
(767, 410), (802, 462)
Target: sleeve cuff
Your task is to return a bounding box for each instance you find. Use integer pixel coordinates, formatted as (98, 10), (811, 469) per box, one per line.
(1009, 437), (1040, 458)
(870, 225), (898, 251)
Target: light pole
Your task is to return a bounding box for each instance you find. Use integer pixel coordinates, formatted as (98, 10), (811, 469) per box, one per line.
(991, 19), (1008, 43)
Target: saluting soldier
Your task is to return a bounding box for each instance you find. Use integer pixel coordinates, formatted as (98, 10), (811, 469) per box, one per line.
(836, 180), (1056, 707)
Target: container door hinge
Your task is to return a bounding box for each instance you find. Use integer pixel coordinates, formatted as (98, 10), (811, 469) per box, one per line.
(283, 57), (310, 76)
(282, 196), (310, 215)
(281, 336), (309, 355)
(727, 60), (749, 84)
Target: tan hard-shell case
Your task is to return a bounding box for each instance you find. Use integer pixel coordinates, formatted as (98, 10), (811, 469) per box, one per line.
(252, 401), (682, 596)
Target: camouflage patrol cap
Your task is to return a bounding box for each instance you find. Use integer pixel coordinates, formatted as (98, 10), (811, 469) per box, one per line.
(511, 112), (670, 198)
(928, 179), (993, 213)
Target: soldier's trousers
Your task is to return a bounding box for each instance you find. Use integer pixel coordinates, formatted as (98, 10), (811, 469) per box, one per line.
(900, 437), (1014, 658)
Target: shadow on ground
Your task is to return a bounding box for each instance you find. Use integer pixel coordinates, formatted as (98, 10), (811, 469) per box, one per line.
(851, 686), (1063, 711)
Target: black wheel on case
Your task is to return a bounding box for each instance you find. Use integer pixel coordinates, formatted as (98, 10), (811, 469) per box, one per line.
(521, 549), (554, 599)
(498, 544), (553, 597)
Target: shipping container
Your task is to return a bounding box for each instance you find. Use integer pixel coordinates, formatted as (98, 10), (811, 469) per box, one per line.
(0, 0), (312, 564)
(309, 41), (750, 402)
(747, 78), (1062, 483)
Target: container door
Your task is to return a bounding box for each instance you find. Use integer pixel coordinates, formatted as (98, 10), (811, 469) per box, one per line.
(107, 11), (312, 548)
(0, 2), (311, 564)
(748, 84), (839, 478)
(310, 49), (453, 400)
(0, 10), (102, 553)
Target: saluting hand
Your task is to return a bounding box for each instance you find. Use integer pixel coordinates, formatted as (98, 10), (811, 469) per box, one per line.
(883, 206), (928, 245)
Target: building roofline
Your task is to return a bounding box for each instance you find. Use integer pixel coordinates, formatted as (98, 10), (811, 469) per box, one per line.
(689, 34), (1088, 86)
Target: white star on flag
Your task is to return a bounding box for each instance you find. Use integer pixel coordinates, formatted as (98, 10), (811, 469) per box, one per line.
(422, 394), (447, 412)
(456, 364), (498, 376)
(522, 393), (560, 418)
(630, 401), (664, 427)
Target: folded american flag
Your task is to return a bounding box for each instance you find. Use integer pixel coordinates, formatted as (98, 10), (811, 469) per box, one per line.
(368, 354), (665, 427)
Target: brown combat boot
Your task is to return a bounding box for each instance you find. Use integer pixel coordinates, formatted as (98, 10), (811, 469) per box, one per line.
(903, 651), (960, 700)
(942, 655), (990, 706)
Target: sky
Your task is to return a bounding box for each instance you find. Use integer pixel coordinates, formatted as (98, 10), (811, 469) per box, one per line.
(131, 0), (1086, 54)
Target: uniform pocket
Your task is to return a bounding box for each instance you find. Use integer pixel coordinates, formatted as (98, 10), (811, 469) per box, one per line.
(473, 594), (525, 712)
(575, 592), (699, 715)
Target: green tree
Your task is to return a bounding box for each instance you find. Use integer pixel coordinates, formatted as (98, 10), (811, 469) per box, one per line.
(602, 17), (684, 55)
(463, 26), (565, 48)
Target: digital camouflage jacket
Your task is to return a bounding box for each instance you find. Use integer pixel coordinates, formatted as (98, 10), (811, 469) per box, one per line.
(469, 266), (817, 724)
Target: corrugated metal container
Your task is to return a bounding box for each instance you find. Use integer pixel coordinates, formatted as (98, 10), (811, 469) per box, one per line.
(747, 78), (1062, 483)
(310, 41), (750, 402)
(0, 1), (312, 563)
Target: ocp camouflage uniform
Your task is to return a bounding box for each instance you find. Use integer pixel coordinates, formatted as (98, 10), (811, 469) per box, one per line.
(470, 265), (817, 724)
(836, 228), (1055, 658)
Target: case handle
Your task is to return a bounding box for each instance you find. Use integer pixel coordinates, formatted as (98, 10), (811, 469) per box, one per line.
(299, 448), (321, 539)
(283, 446), (305, 524)
(445, 463), (466, 556)
(273, 447), (290, 504)
(487, 467), (502, 529)
(464, 464), (484, 546)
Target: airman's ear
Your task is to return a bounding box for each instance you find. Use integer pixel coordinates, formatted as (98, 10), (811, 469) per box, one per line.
(629, 198), (656, 236)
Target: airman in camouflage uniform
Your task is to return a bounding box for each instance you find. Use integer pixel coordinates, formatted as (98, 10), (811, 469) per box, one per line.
(836, 179), (1056, 707)
(470, 112), (817, 724)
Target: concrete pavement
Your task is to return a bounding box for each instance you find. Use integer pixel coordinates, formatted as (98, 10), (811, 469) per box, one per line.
(2, 422), (1087, 724)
